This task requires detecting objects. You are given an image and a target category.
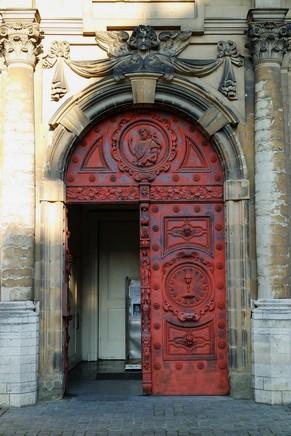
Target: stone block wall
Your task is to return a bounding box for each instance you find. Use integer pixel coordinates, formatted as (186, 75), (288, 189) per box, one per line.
(0, 302), (39, 407)
(252, 300), (291, 404)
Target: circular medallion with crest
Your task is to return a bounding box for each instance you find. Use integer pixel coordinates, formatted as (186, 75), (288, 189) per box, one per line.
(111, 115), (177, 181)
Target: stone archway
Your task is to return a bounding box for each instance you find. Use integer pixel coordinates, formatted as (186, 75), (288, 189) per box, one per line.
(38, 75), (251, 400)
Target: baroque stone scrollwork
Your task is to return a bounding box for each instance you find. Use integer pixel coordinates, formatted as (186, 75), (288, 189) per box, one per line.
(217, 40), (244, 100)
(43, 25), (243, 101)
(247, 21), (290, 64)
(43, 41), (70, 101)
(0, 22), (43, 67)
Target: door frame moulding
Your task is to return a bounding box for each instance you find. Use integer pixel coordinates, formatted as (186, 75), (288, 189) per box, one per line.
(38, 75), (251, 400)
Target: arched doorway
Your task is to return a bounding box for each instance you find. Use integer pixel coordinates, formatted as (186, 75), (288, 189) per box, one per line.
(38, 76), (251, 401)
(65, 109), (228, 395)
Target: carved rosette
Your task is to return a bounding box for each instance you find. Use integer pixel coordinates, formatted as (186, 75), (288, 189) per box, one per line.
(247, 21), (288, 64)
(0, 22), (43, 67)
(111, 116), (177, 182)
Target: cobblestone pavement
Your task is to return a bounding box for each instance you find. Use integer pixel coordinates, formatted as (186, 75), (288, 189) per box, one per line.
(1, 392), (291, 436)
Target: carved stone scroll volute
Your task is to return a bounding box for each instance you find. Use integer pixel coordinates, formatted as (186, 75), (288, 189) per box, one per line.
(139, 187), (152, 394)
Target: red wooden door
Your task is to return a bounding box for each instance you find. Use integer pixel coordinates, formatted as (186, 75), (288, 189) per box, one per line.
(66, 109), (228, 395)
(148, 202), (228, 395)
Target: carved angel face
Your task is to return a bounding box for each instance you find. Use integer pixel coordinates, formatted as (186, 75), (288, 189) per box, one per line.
(129, 25), (159, 52)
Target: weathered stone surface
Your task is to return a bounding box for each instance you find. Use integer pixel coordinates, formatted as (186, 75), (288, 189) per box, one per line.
(247, 13), (290, 300)
(252, 299), (291, 405)
(0, 301), (39, 407)
(0, 11), (40, 303)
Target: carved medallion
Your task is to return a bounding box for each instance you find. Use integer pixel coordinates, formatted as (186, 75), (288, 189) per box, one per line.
(165, 263), (210, 308)
(112, 116), (177, 181)
(162, 252), (215, 322)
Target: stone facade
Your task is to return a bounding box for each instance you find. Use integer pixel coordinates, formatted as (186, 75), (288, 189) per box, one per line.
(0, 0), (291, 407)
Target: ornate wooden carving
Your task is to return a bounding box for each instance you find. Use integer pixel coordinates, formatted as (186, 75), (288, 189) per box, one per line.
(140, 197), (152, 393)
(150, 186), (223, 201)
(66, 186), (139, 202)
(149, 203), (228, 394)
(111, 114), (177, 181)
(65, 109), (228, 396)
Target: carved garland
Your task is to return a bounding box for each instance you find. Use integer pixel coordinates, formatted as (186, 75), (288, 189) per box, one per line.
(66, 186), (139, 202)
(150, 186), (223, 201)
(43, 26), (243, 101)
(66, 185), (223, 202)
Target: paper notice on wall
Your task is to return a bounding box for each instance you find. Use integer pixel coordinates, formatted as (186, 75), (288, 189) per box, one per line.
(129, 279), (140, 305)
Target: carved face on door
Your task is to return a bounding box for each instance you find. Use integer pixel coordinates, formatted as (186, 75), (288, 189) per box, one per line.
(66, 109), (228, 396)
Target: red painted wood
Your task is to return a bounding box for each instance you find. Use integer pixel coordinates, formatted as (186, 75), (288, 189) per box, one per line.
(66, 110), (228, 395)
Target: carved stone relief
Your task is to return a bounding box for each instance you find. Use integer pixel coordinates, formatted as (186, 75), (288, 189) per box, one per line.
(0, 22), (43, 67)
(42, 41), (70, 100)
(247, 20), (290, 64)
(43, 26), (243, 101)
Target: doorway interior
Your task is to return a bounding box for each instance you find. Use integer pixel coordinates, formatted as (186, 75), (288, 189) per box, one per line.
(66, 204), (142, 396)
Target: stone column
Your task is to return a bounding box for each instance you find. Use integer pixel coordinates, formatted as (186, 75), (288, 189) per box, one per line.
(247, 8), (291, 405)
(0, 10), (42, 407)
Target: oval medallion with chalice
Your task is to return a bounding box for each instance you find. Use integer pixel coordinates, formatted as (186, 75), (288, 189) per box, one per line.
(165, 263), (211, 308)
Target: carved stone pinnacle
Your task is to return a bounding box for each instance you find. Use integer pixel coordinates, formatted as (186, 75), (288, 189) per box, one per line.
(247, 21), (289, 65)
(0, 22), (43, 67)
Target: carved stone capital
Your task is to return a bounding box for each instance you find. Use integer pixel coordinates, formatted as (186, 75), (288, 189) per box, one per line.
(0, 22), (43, 67)
(247, 21), (288, 65)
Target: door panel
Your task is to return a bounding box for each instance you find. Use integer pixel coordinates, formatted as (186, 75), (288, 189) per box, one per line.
(149, 202), (228, 395)
(99, 220), (139, 359)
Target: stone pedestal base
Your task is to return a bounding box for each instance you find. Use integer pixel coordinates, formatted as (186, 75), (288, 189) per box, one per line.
(0, 301), (39, 407)
(252, 299), (291, 404)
